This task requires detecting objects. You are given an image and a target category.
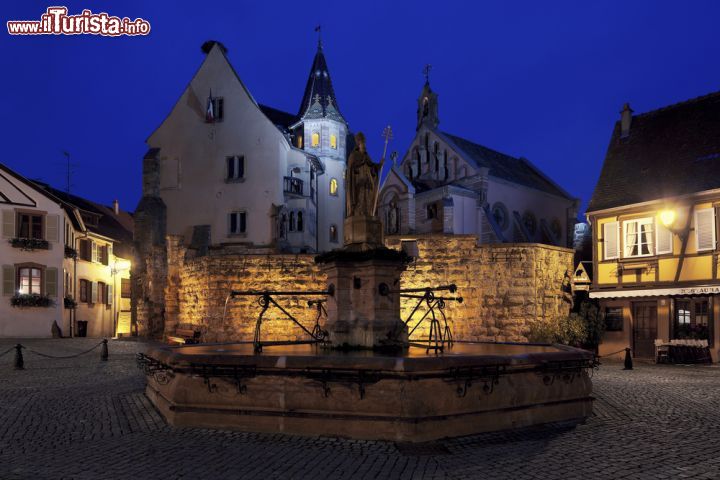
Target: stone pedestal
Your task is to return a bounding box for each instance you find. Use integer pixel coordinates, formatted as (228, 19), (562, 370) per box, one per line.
(316, 248), (409, 349)
(343, 216), (383, 251)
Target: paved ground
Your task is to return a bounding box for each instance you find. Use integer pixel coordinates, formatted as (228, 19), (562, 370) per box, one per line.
(0, 338), (719, 480)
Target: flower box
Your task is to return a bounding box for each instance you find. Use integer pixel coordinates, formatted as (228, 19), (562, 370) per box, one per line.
(64, 245), (78, 259)
(64, 296), (77, 309)
(11, 294), (54, 308)
(10, 237), (50, 251)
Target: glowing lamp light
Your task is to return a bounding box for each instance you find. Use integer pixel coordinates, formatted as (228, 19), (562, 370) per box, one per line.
(659, 209), (676, 228)
(114, 259), (132, 271)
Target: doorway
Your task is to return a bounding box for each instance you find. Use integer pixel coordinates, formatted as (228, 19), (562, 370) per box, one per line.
(633, 302), (657, 358)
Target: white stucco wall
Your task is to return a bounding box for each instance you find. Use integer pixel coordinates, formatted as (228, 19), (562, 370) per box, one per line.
(148, 46), (314, 250)
(0, 175), (65, 337)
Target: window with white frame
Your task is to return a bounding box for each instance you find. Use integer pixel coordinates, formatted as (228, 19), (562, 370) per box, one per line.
(18, 266), (42, 295)
(623, 218), (654, 257)
(228, 211), (247, 235)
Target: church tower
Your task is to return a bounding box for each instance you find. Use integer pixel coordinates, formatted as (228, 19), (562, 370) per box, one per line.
(416, 79), (439, 130)
(293, 37), (348, 252)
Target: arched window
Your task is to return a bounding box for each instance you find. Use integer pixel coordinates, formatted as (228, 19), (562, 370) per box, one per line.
(297, 211), (304, 231)
(311, 132), (320, 147)
(329, 224), (338, 243)
(407, 163), (413, 180)
(415, 149), (421, 176)
(434, 143), (439, 172)
(422, 97), (429, 117)
(491, 202), (509, 231)
(289, 212), (296, 231)
(330, 134), (337, 149)
(443, 150), (448, 180)
(297, 136), (303, 148)
(329, 178), (338, 196)
(523, 211), (537, 236)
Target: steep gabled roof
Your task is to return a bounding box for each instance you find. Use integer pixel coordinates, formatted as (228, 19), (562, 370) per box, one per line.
(298, 43), (343, 120)
(259, 104), (299, 132)
(438, 131), (573, 199)
(30, 181), (134, 255)
(588, 91), (720, 213)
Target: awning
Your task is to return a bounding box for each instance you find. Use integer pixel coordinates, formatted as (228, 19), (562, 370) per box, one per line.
(590, 285), (720, 299)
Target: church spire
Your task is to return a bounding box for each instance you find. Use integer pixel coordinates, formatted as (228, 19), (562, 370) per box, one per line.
(298, 35), (343, 122)
(417, 68), (439, 130)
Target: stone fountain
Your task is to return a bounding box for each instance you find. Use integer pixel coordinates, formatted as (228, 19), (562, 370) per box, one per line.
(138, 132), (594, 442)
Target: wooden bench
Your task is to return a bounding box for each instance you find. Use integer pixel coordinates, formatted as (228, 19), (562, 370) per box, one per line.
(167, 328), (202, 345)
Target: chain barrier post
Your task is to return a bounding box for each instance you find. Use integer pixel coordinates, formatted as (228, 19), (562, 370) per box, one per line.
(101, 339), (108, 361)
(623, 347), (633, 370)
(14, 344), (24, 370)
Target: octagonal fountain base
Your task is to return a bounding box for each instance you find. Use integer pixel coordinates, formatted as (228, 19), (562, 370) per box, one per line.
(139, 342), (595, 442)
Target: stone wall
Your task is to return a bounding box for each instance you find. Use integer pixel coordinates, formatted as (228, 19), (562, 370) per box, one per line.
(166, 242), (325, 342)
(159, 234), (574, 344)
(385, 235), (574, 342)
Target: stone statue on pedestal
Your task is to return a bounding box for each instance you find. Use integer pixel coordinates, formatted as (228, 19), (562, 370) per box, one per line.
(346, 132), (382, 218)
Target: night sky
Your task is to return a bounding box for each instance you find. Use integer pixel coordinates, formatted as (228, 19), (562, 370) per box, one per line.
(3, 1), (720, 216)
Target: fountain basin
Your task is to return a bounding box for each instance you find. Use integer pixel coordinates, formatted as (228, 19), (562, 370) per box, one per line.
(140, 342), (594, 442)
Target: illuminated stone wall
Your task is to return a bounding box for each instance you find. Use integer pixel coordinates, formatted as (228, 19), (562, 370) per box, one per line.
(385, 235), (574, 342)
(162, 234), (574, 343)
(165, 240), (325, 342)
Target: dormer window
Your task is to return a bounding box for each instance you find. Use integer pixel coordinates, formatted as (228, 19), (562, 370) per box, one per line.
(311, 132), (320, 148)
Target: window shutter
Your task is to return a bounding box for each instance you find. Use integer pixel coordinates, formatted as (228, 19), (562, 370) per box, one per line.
(91, 241), (97, 263)
(2, 265), (15, 296)
(108, 244), (113, 261)
(45, 267), (58, 297)
(107, 284), (113, 306)
(695, 208), (716, 252)
(91, 282), (98, 304)
(656, 222), (673, 255)
(45, 214), (59, 242)
(603, 222), (619, 260)
(2, 210), (14, 238)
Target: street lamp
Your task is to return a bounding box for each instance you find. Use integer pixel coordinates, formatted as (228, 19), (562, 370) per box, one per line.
(659, 209), (676, 229)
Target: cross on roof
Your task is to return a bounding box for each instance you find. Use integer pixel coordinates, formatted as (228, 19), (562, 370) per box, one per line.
(315, 24), (322, 48)
(423, 64), (432, 84)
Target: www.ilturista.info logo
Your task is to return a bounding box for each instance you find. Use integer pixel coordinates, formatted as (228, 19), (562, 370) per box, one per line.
(7, 7), (151, 36)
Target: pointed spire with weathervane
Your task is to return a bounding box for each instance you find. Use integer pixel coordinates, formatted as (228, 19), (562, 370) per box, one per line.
(298, 25), (344, 123)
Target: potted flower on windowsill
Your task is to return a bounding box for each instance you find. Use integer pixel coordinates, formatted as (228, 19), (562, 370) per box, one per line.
(64, 296), (77, 309)
(64, 245), (78, 259)
(9, 237), (50, 251)
(11, 294), (54, 308)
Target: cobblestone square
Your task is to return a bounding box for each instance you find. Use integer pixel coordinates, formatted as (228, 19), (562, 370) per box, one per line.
(1, 338), (719, 479)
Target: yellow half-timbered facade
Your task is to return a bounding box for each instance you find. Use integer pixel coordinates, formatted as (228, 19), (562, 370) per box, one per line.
(588, 93), (720, 360)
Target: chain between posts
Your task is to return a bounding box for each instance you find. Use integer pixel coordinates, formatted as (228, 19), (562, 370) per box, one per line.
(2, 339), (110, 369)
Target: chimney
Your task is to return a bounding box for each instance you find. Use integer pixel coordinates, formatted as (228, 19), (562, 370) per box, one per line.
(620, 103), (633, 139)
(113, 199), (119, 215)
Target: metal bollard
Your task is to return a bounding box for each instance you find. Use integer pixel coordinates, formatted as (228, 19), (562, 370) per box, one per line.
(101, 339), (108, 361)
(623, 347), (633, 370)
(14, 344), (24, 370)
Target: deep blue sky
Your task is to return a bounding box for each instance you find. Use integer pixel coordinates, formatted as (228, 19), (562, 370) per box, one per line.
(3, 1), (720, 215)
